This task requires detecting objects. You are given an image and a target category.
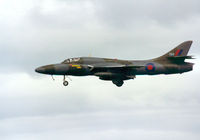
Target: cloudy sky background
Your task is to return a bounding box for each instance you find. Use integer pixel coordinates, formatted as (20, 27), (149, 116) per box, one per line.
(0, 0), (200, 140)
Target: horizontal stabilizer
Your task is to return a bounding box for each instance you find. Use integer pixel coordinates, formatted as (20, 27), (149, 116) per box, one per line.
(168, 55), (195, 60)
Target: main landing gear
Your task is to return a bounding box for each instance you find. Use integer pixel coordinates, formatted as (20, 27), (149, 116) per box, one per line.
(63, 75), (69, 86)
(112, 79), (124, 87)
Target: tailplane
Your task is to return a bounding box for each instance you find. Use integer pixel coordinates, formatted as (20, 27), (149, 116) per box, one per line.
(154, 41), (194, 63)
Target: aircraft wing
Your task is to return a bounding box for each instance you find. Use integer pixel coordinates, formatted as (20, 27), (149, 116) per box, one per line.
(87, 63), (143, 71)
(87, 63), (142, 80)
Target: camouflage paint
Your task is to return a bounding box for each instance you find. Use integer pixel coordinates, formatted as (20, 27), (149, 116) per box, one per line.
(35, 41), (194, 87)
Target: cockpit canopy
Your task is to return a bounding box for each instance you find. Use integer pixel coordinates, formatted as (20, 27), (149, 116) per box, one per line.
(62, 57), (81, 64)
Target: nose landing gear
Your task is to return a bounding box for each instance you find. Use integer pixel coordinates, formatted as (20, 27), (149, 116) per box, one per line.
(63, 75), (69, 86)
(63, 80), (69, 86)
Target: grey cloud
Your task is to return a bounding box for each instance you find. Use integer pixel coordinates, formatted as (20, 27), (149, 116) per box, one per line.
(94, 0), (200, 27)
(1, 110), (200, 140)
(0, 0), (200, 74)
(0, 1), (200, 139)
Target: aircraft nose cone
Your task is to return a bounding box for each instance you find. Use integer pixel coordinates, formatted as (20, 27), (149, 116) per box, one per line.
(35, 65), (55, 75)
(35, 67), (45, 73)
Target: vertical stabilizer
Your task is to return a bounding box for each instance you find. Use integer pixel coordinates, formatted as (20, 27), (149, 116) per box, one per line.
(154, 41), (193, 62)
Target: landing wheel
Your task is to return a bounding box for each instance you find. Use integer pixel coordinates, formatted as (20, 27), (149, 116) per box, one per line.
(63, 81), (69, 86)
(112, 79), (124, 87)
(63, 75), (69, 86)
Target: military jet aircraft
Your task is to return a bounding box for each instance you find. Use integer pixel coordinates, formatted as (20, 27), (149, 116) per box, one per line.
(35, 41), (194, 87)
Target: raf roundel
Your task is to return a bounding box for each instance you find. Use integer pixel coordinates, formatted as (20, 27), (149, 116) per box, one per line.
(145, 63), (155, 72)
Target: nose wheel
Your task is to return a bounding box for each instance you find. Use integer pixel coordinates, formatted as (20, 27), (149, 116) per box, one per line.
(63, 81), (69, 86)
(63, 75), (69, 86)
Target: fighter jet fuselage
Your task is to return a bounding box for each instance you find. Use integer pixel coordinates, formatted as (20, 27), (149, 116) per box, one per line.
(35, 41), (194, 87)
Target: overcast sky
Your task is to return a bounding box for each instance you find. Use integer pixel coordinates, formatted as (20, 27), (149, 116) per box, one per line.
(0, 0), (200, 140)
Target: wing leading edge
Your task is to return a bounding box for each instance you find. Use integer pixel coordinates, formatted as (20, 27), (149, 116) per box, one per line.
(88, 63), (144, 71)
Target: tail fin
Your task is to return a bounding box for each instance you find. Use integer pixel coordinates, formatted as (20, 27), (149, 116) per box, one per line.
(154, 41), (193, 63)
